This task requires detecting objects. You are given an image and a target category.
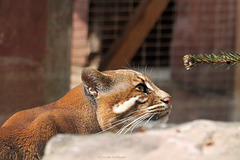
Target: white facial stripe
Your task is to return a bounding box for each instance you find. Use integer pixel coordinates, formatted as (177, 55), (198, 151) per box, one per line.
(146, 82), (154, 91)
(147, 105), (159, 110)
(113, 96), (141, 114)
(148, 103), (168, 110)
(138, 97), (148, 103)
(136, 73), (154, 91)
(137, 74), (146, 81)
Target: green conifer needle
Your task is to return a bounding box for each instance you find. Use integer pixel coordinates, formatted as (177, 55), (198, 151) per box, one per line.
(183, 52), (240, 70)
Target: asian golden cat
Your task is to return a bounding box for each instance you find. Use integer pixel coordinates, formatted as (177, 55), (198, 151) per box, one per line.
(0, 67), (171, 159)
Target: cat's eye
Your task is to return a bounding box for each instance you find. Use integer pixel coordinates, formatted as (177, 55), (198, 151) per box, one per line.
(136, 84), (150, 94)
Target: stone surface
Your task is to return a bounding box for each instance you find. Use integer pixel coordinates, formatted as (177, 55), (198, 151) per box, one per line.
(43, 120), (240, 160)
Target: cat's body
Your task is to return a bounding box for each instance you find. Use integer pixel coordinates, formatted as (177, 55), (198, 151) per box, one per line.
(0, 68), (171, 159)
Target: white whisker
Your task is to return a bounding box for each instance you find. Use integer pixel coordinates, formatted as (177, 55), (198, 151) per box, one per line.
(116, 112), (147, 135)
(97, 111), (146, 134)
(96, 116), (134, 134)
(117, 113), (149, 135)
(103, 109), (145, 128)
(111, 110), (139, 124)
(142, 114), (154, 128)
(129, 115), (148, 134)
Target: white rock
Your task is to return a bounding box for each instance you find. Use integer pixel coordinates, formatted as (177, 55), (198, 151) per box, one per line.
(43, 120), (240, 160)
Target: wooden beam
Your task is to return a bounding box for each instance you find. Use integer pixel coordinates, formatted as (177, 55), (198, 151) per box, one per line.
(99, 0), (170, 70)
(233, 0), (240, 120)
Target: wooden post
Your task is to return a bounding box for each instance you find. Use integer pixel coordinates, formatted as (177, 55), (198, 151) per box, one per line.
(99, 0), (170, 70)
(44, 0), (73, 104)
(233, 0), (240, 120)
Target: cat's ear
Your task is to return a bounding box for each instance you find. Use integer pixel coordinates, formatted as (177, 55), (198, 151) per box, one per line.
(81, 67), (112, 96)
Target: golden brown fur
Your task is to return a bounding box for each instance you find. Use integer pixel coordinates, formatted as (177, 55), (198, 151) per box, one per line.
(0, 68), (171, 159)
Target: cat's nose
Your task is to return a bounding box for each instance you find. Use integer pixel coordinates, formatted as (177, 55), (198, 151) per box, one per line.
(161, 97), (171, 106)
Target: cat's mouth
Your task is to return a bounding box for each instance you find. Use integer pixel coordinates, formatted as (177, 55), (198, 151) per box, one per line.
(150, 112), (169, 121)
(146, 102), (172, 121)
(147, 102), (171, 113)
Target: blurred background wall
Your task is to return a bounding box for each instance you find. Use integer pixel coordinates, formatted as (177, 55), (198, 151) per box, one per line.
(0, 0), (239, 125)
(0, 0), (72, 124)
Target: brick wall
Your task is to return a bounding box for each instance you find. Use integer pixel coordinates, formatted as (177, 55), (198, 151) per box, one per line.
(71, 0), (89, 89)
(71, 0), (89, 67)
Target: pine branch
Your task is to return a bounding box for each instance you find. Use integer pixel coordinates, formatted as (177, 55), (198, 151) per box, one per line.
(183, 51), (240, 70)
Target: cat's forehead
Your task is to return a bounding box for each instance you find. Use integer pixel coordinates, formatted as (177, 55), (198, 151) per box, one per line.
(104, 69), (151, 82)
(124, 69), (150, 80)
